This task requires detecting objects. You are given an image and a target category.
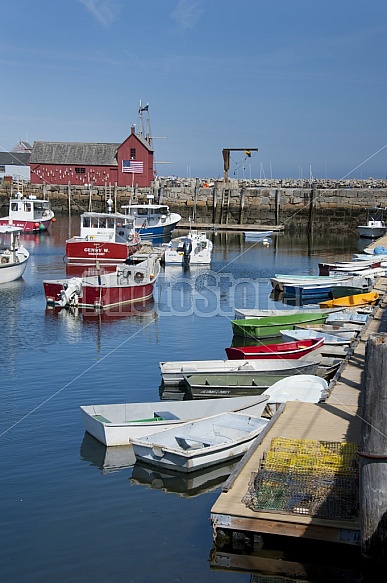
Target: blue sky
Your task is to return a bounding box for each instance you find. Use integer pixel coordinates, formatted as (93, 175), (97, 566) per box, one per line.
(1, 0), (386, 180)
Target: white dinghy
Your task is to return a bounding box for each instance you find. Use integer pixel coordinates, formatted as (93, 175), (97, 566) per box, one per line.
(80, 395), (269, 446)
(130, 407), (273, 473)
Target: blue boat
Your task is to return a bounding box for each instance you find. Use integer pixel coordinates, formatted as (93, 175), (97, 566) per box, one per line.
(283, 283), (332, 299)
(121, 202), (181, 239)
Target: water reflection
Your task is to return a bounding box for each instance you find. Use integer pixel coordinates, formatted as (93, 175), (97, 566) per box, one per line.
(210, 533), (362, 582)
(131, 458), (242, 498)
(80, 432), (136, 474)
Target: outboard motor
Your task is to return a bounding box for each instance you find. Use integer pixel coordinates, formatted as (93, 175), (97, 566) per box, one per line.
(183, 238), (192, 266)
(57, 278), (83, 307)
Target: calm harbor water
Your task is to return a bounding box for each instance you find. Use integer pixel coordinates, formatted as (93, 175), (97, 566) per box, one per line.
(1, 216), (362, 583)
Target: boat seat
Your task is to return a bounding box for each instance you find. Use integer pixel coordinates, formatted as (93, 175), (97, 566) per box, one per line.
(175, 435), (224, 449)
(153, 411), (180, 420)
(93, 414), (111, 423)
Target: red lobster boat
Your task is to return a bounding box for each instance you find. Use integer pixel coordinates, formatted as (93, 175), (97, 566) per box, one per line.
(225, 337), (324, 360)
(44, 253), (160, 310)
(65, 212), (141, 264)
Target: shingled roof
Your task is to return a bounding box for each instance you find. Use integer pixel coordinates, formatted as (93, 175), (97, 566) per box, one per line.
(0, 152), (31, 166)
(30, 142), (120, 166)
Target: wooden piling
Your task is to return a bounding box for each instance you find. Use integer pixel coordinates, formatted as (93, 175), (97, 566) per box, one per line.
(275, 188), (280, 225)
(307, 186), (316, 233)
(239, 185), (245, 224)
(359, 333), (387, 561)
(212, 184), (218, 224)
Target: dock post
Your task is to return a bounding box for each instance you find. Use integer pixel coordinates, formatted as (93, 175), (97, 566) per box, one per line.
(359, 333), (387, 561)
(114, 182), (118, 213)
(239, 184), (245, 224)
(275, 188), (280, 225)
(307, 186), (316, 233)
(219, 187), (225, 225)
(212, 182), (218, 224)
(158, 178), (164, 204)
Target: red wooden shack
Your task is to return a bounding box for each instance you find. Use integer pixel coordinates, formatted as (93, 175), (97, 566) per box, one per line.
(29, 125), (154, 188)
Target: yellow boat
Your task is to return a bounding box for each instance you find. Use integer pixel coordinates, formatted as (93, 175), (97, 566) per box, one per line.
(319, 291), (379, 309)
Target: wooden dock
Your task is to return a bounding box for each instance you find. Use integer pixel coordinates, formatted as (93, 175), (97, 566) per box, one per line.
(177, 222), (284, 233)
(210, 277), (387, 548)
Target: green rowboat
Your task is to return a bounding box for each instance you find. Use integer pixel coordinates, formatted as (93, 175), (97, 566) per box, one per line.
(231, 312), (330, 339)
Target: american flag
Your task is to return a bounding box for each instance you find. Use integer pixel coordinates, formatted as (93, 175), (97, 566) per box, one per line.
(122, 160), (143, 173)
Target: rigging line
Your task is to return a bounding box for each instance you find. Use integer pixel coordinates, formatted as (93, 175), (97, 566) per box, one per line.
(340, 144), (387, 180)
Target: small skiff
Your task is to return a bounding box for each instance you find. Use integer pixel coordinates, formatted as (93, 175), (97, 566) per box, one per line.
(294, 323), (360, 340)
(130, 409), (274, 473)
(80, 395), (269, 446)
(231, 312), (330, 339)
(326, 311), (369, 325)
(159, 357), (321, 386)
(319, 291), (379, 309)
(225, 337), (324, 360)
(280, 328), (351, 346)
(183, 372), (329, 401)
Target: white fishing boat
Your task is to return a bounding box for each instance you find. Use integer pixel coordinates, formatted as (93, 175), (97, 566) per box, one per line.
(44, 252), (160, 309)
(0, 226), (30, 284)
(65, 212), (141, 264)
(162, 230), (213, 265)
(0, 192), (54, 232)
(121, 201), (181, 239)
(130, 408), (272, 473)
(159, 357), (321, 386)
(357, 207), (387, 239)
(80, 395), (270, 446)
(280, 328), (352, 346)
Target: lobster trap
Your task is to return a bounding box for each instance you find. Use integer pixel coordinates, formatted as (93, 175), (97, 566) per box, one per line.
(243, 437), (359, 520)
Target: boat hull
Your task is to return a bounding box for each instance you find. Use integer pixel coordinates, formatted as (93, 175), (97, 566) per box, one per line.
(358, 226), (387, 238)
(0, 217), (52, 232)
(137, 222), (179, 238)
(184, 373), (290, 399)
(44, 279), (155, 309)
(283, 284), (332, 299)
(159, 357), (320, 385)
(0, 255), (28, 283)
(225, 338), (324, 360)
(65, 239), (137, 263)
(319, 291), (379, 309)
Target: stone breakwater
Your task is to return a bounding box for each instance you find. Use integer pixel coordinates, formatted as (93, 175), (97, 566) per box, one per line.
(1, 181), (386, 231)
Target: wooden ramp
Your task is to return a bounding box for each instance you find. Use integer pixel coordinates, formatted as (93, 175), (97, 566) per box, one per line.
(210, 277), (387, 547)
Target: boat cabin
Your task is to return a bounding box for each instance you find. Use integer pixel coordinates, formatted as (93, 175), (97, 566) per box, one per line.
(121, 204), (171, 227)
(0, 226), (22, 263)
(78, 212), (137, 243)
